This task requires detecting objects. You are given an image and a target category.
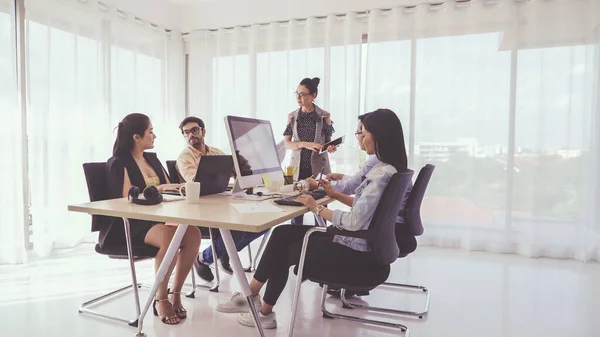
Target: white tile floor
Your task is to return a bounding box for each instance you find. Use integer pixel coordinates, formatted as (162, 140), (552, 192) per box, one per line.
(0, 243), (599, 337)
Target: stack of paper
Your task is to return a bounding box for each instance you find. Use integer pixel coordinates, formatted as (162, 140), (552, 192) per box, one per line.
(231, 203), (284, 213)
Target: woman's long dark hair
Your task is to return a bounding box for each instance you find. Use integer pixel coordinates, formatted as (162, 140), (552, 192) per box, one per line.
(362, 109), (408, 172)
(113, 113), (151, 157)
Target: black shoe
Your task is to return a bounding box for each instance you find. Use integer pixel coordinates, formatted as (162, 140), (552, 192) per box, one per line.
(194, 256), (214, 282)
(219, 254), (233, 275)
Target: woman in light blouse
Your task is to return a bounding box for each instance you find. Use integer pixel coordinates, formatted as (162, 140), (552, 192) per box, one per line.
(215, 109), (409, 329)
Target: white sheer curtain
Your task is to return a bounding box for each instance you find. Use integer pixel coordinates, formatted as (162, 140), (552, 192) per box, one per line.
(0, 0), (27, 264)
(110, 20), (185, 161)
(187, 0), (600, 261)
(188, 14), (363, 173)
(23, 0), (184, 258)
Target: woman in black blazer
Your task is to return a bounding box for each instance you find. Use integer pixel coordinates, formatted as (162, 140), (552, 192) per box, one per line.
(103, 113), (201, 325)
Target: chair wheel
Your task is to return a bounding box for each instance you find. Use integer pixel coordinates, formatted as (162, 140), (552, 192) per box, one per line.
(186, 292), (196, 299)
(322, 313), (333, 319)
(209, 286), (219, 293)
(419, 315), (423, 319)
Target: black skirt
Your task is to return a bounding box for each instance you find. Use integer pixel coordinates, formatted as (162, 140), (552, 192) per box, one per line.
(100, 218), (160, 248)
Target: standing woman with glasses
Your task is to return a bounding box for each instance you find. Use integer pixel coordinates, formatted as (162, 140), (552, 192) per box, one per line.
(284, 77), (336, 225)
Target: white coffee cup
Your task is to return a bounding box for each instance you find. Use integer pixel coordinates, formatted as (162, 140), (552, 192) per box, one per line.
(179, 182), (201, 203)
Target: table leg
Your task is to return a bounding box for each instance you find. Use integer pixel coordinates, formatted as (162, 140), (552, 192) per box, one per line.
(135, 224), (189, 337)
(219, 229), (265, 337)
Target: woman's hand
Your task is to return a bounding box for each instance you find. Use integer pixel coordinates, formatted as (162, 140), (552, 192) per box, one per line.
(319, 179), (336, 198)
(326, 173), (344, 181)
(301, 142), (323, 153)
(295, 194), (318, 212)
(157, 183), (184, 193)
(305, 177), (319, 191)
(326, 144), (337, 153)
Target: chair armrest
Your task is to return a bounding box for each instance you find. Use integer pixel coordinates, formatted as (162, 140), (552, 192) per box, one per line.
(325, 226), (369, 239)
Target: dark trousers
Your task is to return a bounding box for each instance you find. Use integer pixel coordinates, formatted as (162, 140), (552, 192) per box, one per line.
(202, 229), (269, 264)
(253, 225), (375, 306)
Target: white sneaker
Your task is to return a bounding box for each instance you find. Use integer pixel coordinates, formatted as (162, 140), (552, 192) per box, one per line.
(216, 292), (261, 313)
(237, 311), (277, 329)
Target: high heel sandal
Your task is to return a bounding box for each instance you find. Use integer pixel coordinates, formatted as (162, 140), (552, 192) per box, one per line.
(168, 289), (187, 319)
(153, 298), (180, 325)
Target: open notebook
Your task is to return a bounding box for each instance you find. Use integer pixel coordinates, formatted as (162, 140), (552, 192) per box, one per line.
(162, 194), (185, 202)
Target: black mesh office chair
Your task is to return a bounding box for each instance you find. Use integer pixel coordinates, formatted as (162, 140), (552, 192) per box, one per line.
(80, 162), (199, 326)
(166, 160), (180, 184)
(288, 170), (415, 336)
(338, 164), (435, 320)
(80, 162), (193, 326)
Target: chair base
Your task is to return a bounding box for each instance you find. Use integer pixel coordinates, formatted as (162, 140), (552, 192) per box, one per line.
(191, 283), (220, 293)
(186, 267), (219, 295)
(321, 285), (410, 336)
(80, 272), (200, 326)
(340, 282), (430, 319)
(78, 283), (151, 327)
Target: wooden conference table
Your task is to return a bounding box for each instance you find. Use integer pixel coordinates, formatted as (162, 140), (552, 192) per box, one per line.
(68, 192), (330, 337)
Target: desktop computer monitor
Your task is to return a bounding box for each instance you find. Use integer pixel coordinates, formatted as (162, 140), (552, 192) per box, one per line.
(224, 115), (284, 194)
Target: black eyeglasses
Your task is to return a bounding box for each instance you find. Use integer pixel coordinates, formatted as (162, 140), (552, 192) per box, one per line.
(354, 131), (363, 138)
(182, 126), (203, 136)
(294, 91), (311, 98)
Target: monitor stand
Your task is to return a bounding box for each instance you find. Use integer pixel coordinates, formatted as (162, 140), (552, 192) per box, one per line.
(231, 179), (272, 201)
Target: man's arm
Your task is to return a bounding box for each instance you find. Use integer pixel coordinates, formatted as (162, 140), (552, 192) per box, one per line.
(176, 153), (198, 183)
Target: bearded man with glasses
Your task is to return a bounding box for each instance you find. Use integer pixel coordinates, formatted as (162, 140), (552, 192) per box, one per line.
(176, 116), (268, 284)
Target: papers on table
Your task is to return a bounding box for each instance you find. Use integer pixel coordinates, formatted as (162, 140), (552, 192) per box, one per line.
(231, 202), (284, 213)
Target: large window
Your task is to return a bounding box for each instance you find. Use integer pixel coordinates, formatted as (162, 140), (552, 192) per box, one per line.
(0, 0), (28, 263)
(0, 6), (17, 119)
(414, 33), (511, 230)
(23, 6), (176, 255)
(201, 31), (597, 234)
(26, 19), (108, 252)
(513, 45), (595, 232)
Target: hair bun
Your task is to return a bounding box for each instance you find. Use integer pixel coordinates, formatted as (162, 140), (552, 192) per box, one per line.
(311, 77), (320, 87)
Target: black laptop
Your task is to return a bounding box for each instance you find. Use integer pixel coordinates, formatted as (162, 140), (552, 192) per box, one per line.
(193, 155), (234, 196)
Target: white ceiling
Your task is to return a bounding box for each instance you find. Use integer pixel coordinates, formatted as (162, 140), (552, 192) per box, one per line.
(173, 0), (428, 31)
(108, 0), (433, 31)
(166, 0), (424, 7)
